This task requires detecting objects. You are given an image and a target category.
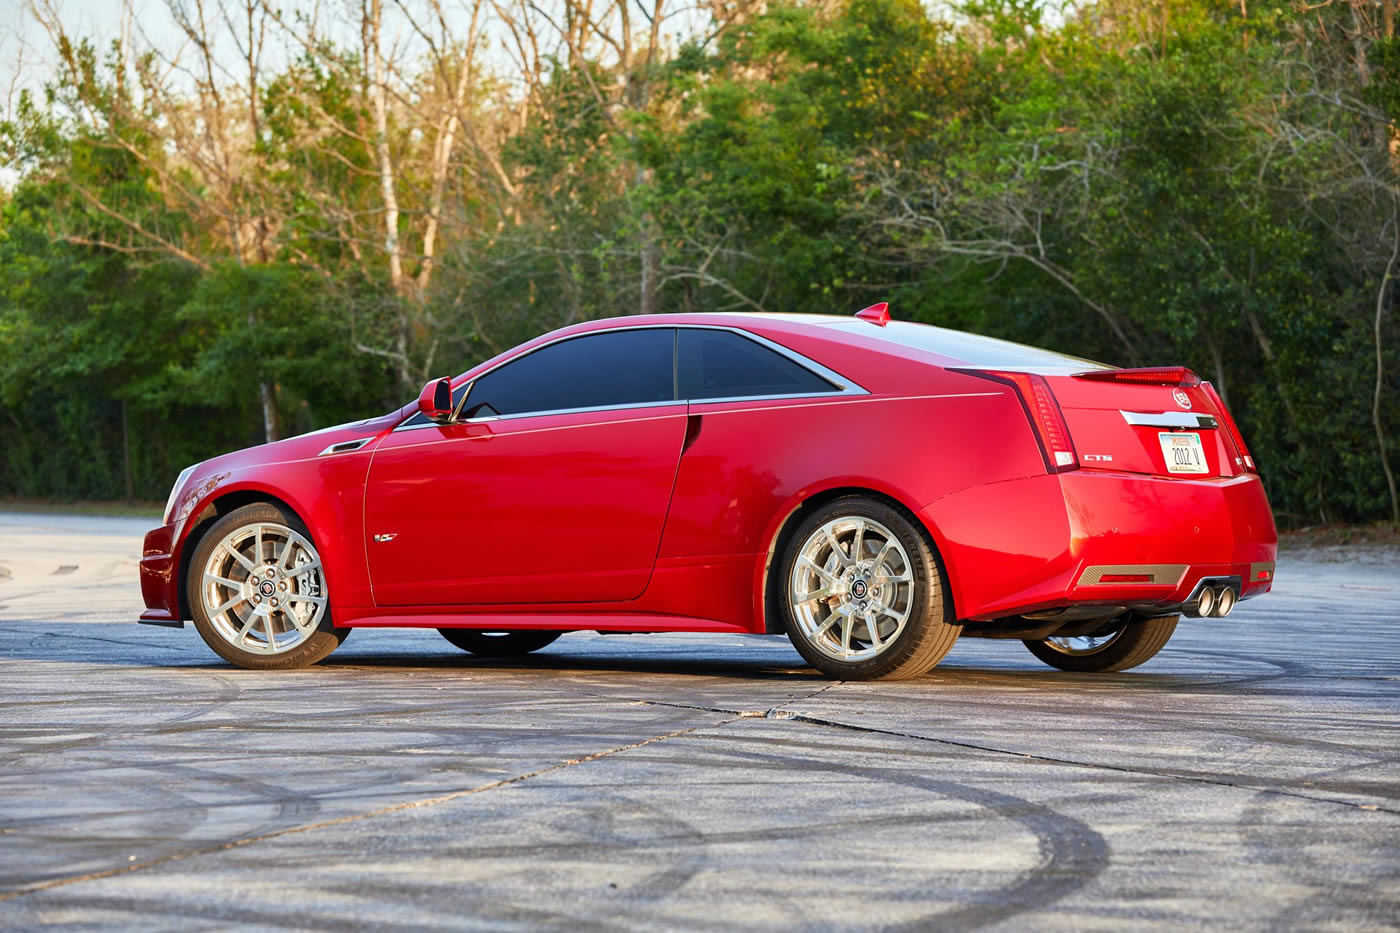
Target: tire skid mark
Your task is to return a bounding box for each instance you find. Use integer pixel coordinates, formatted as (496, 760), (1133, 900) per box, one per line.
(0, 671), (243, 762)
(609, 694), (1400, 816)
(0, 717), (727, 904)
(1235, 789), (1400, 928)
(8, 891), (426, 932)
(689, 726), (1110, 931)
(317, 876), (619, 933)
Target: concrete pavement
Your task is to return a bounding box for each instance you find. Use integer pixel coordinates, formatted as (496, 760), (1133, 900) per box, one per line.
(0, 511), (1396, 930)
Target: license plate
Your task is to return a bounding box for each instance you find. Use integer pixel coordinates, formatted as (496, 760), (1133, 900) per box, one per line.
(1159, 432), (1208, 474)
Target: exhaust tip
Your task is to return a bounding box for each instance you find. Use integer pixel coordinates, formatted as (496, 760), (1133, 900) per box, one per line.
(1213, 586), (1236, 617)
(1195, 586), (1216, 618)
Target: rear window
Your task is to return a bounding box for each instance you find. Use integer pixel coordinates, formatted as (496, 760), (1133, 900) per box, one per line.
(679, 329), (836, 400)
(825, 320), (1110, 370)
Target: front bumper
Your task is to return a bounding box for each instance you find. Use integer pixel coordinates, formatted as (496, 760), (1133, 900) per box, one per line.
(921, 470), (1278, 622)
(139, 521), (186, 627)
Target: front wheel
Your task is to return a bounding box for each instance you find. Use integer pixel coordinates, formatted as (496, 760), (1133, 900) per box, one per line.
(438, 629), (563, 657)
(187, 503), (348, 670)
(779, 498), (958, 680)
(1022, 614), (1179, 672)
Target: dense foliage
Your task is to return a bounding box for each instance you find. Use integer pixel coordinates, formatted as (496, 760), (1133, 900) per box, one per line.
(1, 0), (1397, 525)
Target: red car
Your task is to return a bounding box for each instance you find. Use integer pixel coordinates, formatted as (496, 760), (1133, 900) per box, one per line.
(139, 305), (1276, 679)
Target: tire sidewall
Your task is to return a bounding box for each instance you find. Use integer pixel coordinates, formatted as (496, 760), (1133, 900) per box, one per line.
(187, 502), (345, 670)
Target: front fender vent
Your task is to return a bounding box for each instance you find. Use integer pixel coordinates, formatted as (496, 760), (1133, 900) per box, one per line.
(318, 438), (373, 457)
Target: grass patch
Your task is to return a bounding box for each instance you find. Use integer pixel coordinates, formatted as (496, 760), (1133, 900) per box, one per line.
(1279, 521), (1398, 551)
(0, 498), (164, 519)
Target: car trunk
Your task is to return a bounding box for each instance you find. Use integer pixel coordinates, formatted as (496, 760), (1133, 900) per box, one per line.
(1047, 373), (1246, 479)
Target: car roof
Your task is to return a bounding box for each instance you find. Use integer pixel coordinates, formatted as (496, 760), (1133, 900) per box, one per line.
(563, 312), (1112, 371)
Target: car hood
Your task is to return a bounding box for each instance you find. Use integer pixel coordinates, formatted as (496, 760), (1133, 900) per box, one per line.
(204, 412), (402, 472)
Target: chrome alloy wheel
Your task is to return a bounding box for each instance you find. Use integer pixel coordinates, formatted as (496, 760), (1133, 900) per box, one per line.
(789, 516), (914, 662)
(199, 522), (327, 655)
(1042, 628), (1126, 656)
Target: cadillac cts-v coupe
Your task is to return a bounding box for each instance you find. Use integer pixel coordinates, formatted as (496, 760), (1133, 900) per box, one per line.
(139, 304), (1277, 679)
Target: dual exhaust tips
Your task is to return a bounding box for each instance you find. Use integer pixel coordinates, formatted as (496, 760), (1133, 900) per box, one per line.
(1188, 584), (1237, 618)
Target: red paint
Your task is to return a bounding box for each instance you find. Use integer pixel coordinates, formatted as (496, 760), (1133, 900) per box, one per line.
(140, 311), (1277, 639)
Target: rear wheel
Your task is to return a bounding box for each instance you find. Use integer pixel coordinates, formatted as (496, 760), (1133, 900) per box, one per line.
(438, 629), (563, 657)
(187, 503), (348, 670)
(779, 497), (958, 680)
(1022, 614), (1179, 672)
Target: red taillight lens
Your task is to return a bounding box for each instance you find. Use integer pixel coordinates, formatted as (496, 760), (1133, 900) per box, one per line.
(1073, 366), (1201, 387)
(1200, 381), (1256, 473)
(955, 369), (1078, 473)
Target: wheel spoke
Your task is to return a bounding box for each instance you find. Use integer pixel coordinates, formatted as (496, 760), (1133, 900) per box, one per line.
(840, 612), (853, 657)
(289, 559), (322, 578)
(285, 608), (317, 636)
(210, 593), (246, 617)
(277, 536), (296, 569)
(813, 614), (840, 639)
(263, 616), (278, 651)
(851, 521), (866, 564)
(796, 557), (834, 582)
(795, 586), (833, 604)
(236, 614), (258, 640)
(255, 525), (264, 566)
(822, 528), (848, 566)
(204, 573), (244, 590)
(871, 600), (903, 620)
(873, 573), (911, 586)
(225, 544), (258, 574)
(865, 612), (884, 646)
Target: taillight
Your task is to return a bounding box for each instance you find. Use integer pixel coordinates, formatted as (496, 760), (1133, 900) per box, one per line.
(955, 369), (1078, 473)
(1200, 381), (1256, 473)
(1073, 366), (1201, 387)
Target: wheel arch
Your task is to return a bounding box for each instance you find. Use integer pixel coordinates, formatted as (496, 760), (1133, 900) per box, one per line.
(757, 484), (953, 634)
(175, 488), (311, 620)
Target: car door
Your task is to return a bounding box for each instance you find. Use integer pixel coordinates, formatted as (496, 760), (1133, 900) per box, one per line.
(363, 328), (686, 606)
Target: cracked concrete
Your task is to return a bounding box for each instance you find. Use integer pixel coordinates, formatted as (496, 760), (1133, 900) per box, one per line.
(0, 511), (1397, 930)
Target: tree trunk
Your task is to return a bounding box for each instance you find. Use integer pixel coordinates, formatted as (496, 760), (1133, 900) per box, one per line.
(638, 167), (660, 316)
(260, 382), (280, 444)
(1376, 202), (1400, 524)
(120, 398), (134, 502)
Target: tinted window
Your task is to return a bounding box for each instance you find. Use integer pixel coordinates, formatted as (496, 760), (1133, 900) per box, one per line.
(678, 329), (836, 400)
(465, 329), (676, 417)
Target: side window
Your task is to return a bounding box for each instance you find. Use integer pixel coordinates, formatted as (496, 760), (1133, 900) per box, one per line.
(464, 329), (676, 417)
(678, 329), (836, 400)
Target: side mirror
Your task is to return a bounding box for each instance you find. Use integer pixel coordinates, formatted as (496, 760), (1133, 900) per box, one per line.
(417, 377), (454, 423)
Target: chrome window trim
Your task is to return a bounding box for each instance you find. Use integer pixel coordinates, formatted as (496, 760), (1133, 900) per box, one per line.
(392, 323), (868, 430)
(1120, 411), (1219, 429)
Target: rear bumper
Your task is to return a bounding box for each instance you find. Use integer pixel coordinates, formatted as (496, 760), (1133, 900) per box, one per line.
(921, 470), (1277, 621)
(139, 521), (186, 627)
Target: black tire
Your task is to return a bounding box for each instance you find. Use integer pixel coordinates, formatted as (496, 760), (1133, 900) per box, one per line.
(1022, 614), (1179, 672)
(438, 629), (563, 657)
(778, 497), (958, 680)
(187, 502), (349, 670)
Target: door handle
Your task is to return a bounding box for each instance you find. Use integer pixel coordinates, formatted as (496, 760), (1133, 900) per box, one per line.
(682, 414), (703, 454)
